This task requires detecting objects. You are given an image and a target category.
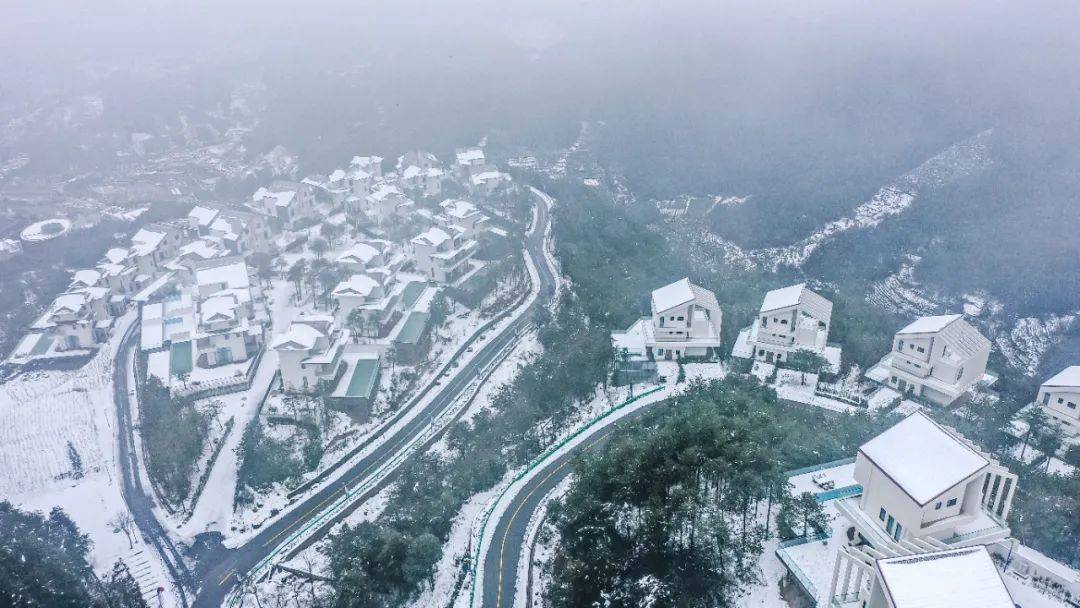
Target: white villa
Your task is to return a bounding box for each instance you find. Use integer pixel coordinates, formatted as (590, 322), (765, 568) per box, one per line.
(1036, 365), (1080, 438)
(251, 181), (316, 226)
(334, 242), (386, 273)
(612, 278), (723, 361)
(734, 283), (840, 371)
(410, 226), (478, 284)
(834, 545), (1017, 608)
(866, 314), (991, 406)
(351, 155), (383, 180)
(272, 313), (347, 394)
(363, 184), (412, 225)
(438, 199), (489, 240)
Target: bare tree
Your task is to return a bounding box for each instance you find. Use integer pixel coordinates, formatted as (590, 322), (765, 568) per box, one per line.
(109, 511), (136, 549)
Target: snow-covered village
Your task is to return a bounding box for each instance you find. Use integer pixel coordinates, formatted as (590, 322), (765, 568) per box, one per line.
(2, 3), (1080, 608)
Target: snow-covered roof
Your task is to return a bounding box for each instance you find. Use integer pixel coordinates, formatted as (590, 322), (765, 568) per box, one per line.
(402, 165), (422, 179)
(328, 169), (346, 183)
(253, 186), (296, 208)
(859, 412), (987, 505)
(188, 205), (219, 227)
(412, 227), (452, 248)
(896, 314), (963, 335)
(759, 283), (833, 322)
(440, 199), (480, 219)
(336, 243), (380, 266)
(652, 278), (696, 313)
(53, 292), (88, 314)
(104, 247), (129, 264)
(333, 274), (379, 298)
(876, 546), (1014, 608)
(195, 261), (250, 290)
(271, 323), (325, 351)
(178, 240), (221, 260)
(130, 228), (167, 256)
(71, 269), (101, 288)
(456, 147), (485, 164)
(470, 170), (505, 185)
(369, 184), (402, 201)
(200, 295), (238, 324)
(351, 155), (383, 168)
(1043, 365), (1080, 389)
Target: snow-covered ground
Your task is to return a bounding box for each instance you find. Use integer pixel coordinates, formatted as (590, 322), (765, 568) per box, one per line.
(0, 313), (180, 606)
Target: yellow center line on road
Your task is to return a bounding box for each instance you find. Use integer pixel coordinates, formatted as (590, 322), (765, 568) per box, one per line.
(493, 428), (614, 608)
(219, 569), (235, 586)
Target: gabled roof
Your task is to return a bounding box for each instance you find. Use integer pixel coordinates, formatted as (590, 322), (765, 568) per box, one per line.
(200, 295), (239, 324)
(188, 206), (219, 227)
(350, 155), (383, 168)
(336, 243), (380, 266)
(652, 278), (695, 313)
(412, 227), (452, 248)
(896, 314), (962, 335)
(195, 261), (251, 290)
(333, 274), (379, 298)
(456, 147), (485, 164)
(130, 228), (168, 256)
(876, 546), (1014, 608)
(440, 199), (481, 219)
(859, 412), (988, 506)
(1043, 365), (1080, 389)
(71, 269), (102, 288)
(271, 322), (325, 351)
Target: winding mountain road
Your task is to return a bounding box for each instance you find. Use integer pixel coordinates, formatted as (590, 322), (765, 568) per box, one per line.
(178, 190), (558, 606)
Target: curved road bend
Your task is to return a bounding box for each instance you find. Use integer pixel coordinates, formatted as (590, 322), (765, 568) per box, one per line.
(114, 322), (195, 606)
(481, 396), (671, 608)
(192, 192), (557, 607)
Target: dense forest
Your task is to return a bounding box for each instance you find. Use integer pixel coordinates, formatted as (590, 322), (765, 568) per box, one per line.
(546, 377), (889, 607)
(0, 502), (146, 607)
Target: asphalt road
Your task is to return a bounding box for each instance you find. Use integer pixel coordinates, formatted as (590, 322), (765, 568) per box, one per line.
(481, 393), (671, 608)
(113, 321), (195, 606)
(189, 192), (557, 606)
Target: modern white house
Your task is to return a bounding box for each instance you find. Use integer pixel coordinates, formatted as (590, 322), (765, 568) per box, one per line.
(1036, 365), (1080, 437)
(334, 242), (385, 273)
(467, 165), (510, 195)
(350, 155), (383, 180)
(831, 545), (1016, 608)
(735, 283), (840, 370)
(455, 146), (485, 172)
(251, 181), (316, 226)
(272, 314), (348, 394)
(866, 314), (991, 406)
(410, 226), (478, 283)
(612, 278), (723, 361)
(364, 184), (411, 225)
(821, 412), (1021, 607)
(438, 199), (489, 240)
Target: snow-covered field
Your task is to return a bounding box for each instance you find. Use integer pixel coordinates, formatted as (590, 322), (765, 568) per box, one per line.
(0, 314), (179, 605)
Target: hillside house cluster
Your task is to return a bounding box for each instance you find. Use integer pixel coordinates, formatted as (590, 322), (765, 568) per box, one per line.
(776, 412), (1079, 608)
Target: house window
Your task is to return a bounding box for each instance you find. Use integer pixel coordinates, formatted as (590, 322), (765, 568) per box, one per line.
(947, 498), (958, 507)
(898, 339), (905, 351)
(935, 502), (942, 510)
(762, 317), (768, 328)
(1059, 397), (1065, 404)
(676, 316), (684, 321)
(886, 515), (895, 534)
(893, 523), (903, 541)
(879, 508), (886, 521)
(659, 317), (665, 327)
(956, 367), (964, 381)
(780, 319), (788, 325)
(657, 349), (664, 356)
(1042, 392), (1051, 405)
(758, 350), (765, 356)
(917, 346), (925, 353)
(1068, 402), (1077, 409)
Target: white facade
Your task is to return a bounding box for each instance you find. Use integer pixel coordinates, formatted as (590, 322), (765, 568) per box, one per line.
(272, 314), (346, 394)
(645, 278), (723, 360)
(438, 199), (489, 240)
(827, 413), (1019, 608)
(745, 283), (833, 365)
(876, 314), (991, 406)
(410, 227), (477, 283)
(1036, 365), (1080, 437)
